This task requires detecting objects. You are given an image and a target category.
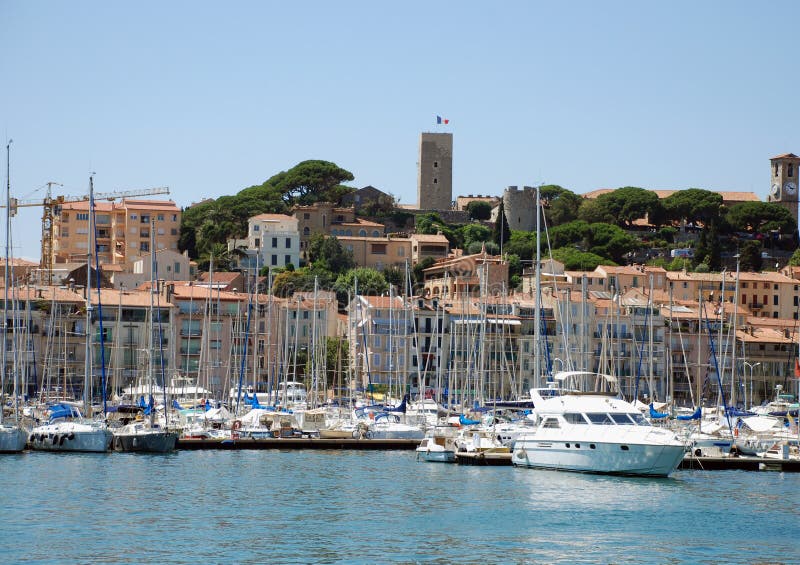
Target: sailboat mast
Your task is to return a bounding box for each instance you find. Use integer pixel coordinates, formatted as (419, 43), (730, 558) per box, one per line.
(1, 140), (11, 424)
(83, 175), (94, 416)
(533, 185), (541, 388)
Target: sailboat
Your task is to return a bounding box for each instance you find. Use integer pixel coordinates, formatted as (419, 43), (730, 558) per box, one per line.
(0, 140), (27, 453)
(113, 218), (178, 452)
(29, 175), (113, 452)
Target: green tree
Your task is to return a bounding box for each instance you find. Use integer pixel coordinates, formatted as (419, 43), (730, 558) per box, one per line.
(458, 223), (492, 249)
(726, 202), (797, 235)
(466, 200), (492, 221)
(307, 234), (355, 275)
(272, 268), (317, 297)
(789, 248), (800, 266)
(540, 185), (582, 226)
(493, 200), (511, 248)
(503, 230), (537, 260)
(325, 337), (349, 389)
(738, 240), (763, 272)
(276, 160), (355, 206)
(550, 247), (611, 270)
(586, 223), (639, 263)
(663, 188), (723, 226)
(580, 187), (663, 228)
(333, 267), (389, 305)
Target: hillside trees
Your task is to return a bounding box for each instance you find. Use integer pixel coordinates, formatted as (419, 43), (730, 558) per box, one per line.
(180, 160), (354, 258)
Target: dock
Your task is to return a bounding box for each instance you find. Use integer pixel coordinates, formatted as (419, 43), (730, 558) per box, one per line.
(455, 451), (513, 466)
(176, 437), (419, 450)
(679, 455), (800, 472)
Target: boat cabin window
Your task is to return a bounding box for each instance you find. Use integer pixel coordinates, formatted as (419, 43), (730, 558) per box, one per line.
(564, 413), (588, 424)
(542, 418), (561, 429)
(586, 413), (615, 425)
(629, 413), (648, 425)
(610, 413), (636, 425)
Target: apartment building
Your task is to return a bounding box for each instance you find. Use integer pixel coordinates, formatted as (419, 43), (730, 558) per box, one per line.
(422, 252), (509, 299)
(247, 214), (301, 269)
(337, 234), (412, 271)
(53, 199), (181, 268)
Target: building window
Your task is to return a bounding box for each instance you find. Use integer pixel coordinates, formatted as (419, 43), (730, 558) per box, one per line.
(790, 164), (795, 177)
(433, 178), (438, 184)
(773, 295), (778, 306)
(373, 354), (381, 368)
(272, 237), (278, 248)
(359, 229), (367, 237)
(285, 255), (291, 265)
(174, 262), (181, 274)
(140, 242), (149, 252)
(434, 161), (438, 168)
(372, 230), (380, 237)
(141, 215), (150, 224)
(157, 214), (164, 221)
(253, 225), (260, 232)
(130, 214), (137, 220)
(172, 214), (178, 222)
(303, 213), (310, 220)
(61, 228), (69, 237)
(171, 228), (178, 236)
(76, 213), (89, 221)
(371, 244), (387, 255)
(398, 247), (405, 257)
(304, 227), (310, 236)
(285, 237), (291, 248)
(271, 254), (277, 266)
(254, 238), (260, 248)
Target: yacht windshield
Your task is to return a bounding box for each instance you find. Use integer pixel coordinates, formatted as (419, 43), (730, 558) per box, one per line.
(610, 413), (636, 425)
(564, 413), (588, 424)
(586, 413), (615, 425)
(630, 412), (648, 425)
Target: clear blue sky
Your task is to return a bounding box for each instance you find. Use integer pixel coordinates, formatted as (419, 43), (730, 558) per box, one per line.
(1, 1), (797, 260)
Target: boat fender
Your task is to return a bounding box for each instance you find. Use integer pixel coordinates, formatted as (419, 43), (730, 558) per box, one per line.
(67, 432), (75, 441)
(733, 427), (739, 438)
(52, 434), (59, 445)
(365, 431), (373, 440)
(232, 420), (242, 431)
(59, 435), (67, 446)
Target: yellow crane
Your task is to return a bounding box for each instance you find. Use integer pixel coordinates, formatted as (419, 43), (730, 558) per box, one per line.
(1, 185), (170, 285)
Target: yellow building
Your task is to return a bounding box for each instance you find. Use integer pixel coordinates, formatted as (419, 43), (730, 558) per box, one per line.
(53, 199), (181, 268)
(337, 234), (412, 270)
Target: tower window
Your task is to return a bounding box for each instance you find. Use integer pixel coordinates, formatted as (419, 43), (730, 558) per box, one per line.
(434, 161), (439, 168)
(775, 163), (779, 177)
(433, 178), (438, 184)
(789, 164), (794, 178)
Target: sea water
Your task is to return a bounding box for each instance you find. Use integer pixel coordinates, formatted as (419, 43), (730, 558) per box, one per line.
(0, 450), (797, 564)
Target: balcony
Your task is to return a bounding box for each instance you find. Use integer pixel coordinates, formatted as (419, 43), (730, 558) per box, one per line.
(749, 302), (764, 310)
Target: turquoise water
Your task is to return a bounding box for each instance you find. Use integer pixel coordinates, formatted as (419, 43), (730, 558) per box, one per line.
(0, 451), (797, 564)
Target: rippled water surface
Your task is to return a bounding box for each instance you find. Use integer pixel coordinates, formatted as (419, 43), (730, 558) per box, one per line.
(1, 450), (797, 564)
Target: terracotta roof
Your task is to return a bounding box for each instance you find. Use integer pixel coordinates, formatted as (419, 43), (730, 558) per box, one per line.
(355, 295), (405, 309)
(770, 153), (800, 160)
(89, 288), (175, 308)
(583, 188), (760, 202)
(0, 258), (38, 266)
(250, 213), (297, 222)
(411, 233), (450, 243)
(736, 327), (795, 344)
(198, 271), (241, 283)
(13, 285), (84, 303)
(169, 282), (245, 302)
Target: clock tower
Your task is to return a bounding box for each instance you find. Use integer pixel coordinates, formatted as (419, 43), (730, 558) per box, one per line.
(768, 153), (800, 225)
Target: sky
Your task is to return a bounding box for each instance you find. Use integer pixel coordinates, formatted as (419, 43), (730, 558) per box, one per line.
(1, 1), (798, 261)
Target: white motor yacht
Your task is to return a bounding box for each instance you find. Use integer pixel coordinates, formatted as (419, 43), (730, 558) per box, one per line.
(513, 372), (687, 477)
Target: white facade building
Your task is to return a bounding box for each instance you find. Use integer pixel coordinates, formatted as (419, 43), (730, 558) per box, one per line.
(248, 214), (301, 269)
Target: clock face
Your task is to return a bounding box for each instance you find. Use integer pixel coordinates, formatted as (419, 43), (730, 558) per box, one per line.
(771, 183), (781, 198)
(784, 181), (797, 196)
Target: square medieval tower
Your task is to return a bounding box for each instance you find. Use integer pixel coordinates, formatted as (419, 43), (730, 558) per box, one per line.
(417, 132), (453, 211)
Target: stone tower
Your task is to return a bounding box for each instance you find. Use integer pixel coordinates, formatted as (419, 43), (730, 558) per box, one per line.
(768, 153), (800, 226)
(502, 185), (537, 232)
(417, 132), (453, 210)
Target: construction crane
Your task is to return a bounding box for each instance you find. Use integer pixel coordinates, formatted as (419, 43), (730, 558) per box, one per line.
(1, 185), (170, 285)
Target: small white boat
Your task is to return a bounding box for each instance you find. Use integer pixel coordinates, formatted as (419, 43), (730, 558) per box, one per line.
(416, 425), (459, 463)
(113, 421), (178, 453)
(29, 404), (112, 453)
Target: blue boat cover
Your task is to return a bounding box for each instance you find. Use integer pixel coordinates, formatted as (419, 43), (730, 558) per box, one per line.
(649, 403), (670, 419)
(48, 403), (82, 421)
(676, 406), (702, 421)
(459, 414), (481, 426)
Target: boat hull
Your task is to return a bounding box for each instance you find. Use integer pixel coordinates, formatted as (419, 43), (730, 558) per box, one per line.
(29, 423), (112, 453)
(113, 430), (178, 453)
(0, 425), (28, 453)
(416, 448), (456, 463)
(512, 439), (686, 477)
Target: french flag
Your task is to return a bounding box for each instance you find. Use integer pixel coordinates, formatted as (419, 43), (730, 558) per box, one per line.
(436, 115), (449, 125)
